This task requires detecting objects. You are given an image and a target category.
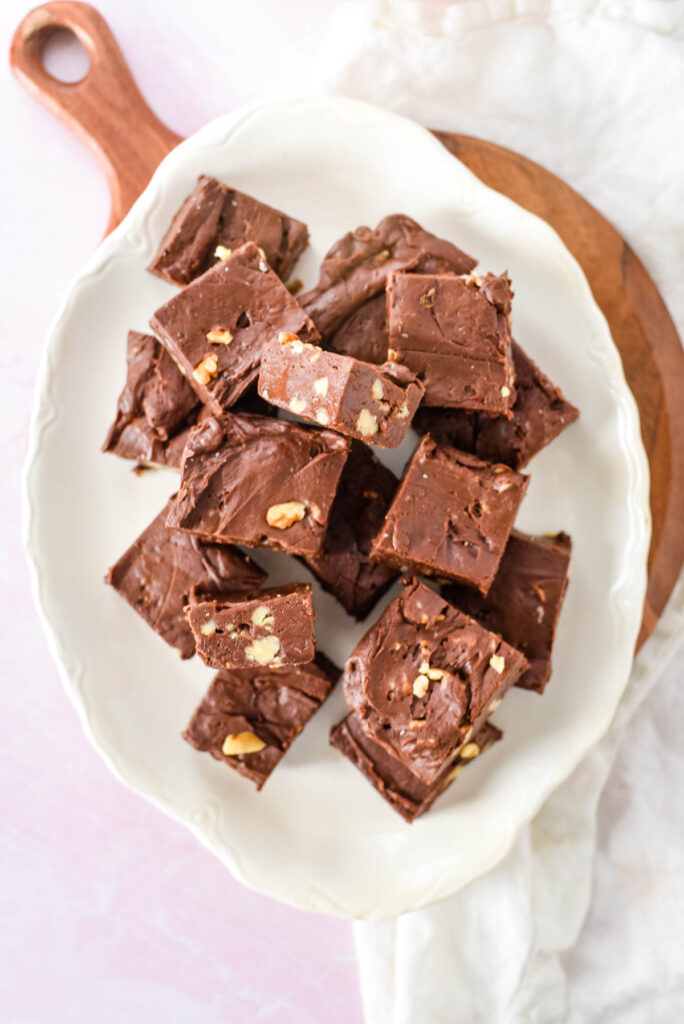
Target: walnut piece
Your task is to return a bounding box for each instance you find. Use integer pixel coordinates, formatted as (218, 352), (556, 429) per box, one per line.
(206, 328), (233, 345)
(460, 742), (481, 759)
(412, 674), (429, 698)
(266, 501), (307, 529)
(193, 353), (218, 385)
(356, 409), (378, 437)
(251, 605), (275, 629)
(222, 731), (266, 756)
(489, 654), (506, 674)
(214, 245), (232, 260)
(245, 635), (281, 666)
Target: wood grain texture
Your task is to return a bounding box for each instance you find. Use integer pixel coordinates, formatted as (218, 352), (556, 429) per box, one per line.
(10, 4), (684, 646)
(10, 1), (181, 233)
(435, 133), (684, 647)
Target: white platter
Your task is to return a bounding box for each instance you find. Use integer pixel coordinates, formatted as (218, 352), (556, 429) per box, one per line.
(24, 96), (650, 919)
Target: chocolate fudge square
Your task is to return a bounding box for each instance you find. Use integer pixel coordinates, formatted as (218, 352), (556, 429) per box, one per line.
(148, 175), (309, 285)
(331, 714), (502, 822)
(445, 530), (572, 693)
(103, 332), (277, 469)
(387, 271), (516, 413)
(301, 215), (475, 338)
(372, 435), (529, 594)
(414, 340), (579, 469)
(343, 577), (526, 784)
(166, 412), (350, 557)
(103, 331), (200, 468)
(183, 654), (339, 789)
(187, 583), (315, 671)
(258, 332), (424, 448)
(326, 292), (389, 364)
(325, 220), (477, 364)
(150, 242), (320, 416)
(106, 499), (265, 659)
(303, 441), (399, 619)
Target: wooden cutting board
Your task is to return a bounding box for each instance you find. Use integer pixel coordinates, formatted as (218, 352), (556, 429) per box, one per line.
(11, 1), (684, 649)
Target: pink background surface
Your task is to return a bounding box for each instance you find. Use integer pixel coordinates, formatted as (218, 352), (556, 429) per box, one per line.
(4, 1), (684, 1021)
(1, 1), (363, 1021)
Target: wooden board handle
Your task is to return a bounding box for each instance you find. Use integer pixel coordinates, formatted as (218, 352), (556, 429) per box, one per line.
(10, 2), (181, 233)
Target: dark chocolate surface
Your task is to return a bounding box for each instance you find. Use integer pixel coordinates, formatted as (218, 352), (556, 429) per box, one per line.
(413, 341), (579, 469)
(301, 215), (475, 338)
(386, 271), (516, 413)
(148, 175), (309, 285)
(331, 713), (502, 822)
(303, 441), (399, 619)
(166, 412), (350, 557)
(187, 583), (315, 670)
(106, 499), (266, 659)
(445, 530), (572, 693)
(343, 577), (527, 784)
(103, 331), (200, 468)
(372, 435), (529, 594)
(258, 333), (424, 448)
(326, 292), (389, 364)
(324, 221), (477, 364)
(183, 653), (339, 789)
(150, 242), (320, 416)
(103, 330), (276, 468)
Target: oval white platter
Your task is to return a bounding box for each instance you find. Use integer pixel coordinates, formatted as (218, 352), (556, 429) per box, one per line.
(24, 96), (650, 919)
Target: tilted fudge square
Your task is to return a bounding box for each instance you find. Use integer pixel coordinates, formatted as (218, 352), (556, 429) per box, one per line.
(413, 340), (580, 469)
(372, 435), (529, 594)
(343, 577), (527, 784)
(325, 220), (477, 364)
(150, 242), (320, 416)
(331, 714), (502, 822)
(187, 583), (315, 670)
(106, 499), (265, 659)
(183, 653), (339, 789)
(103, 331), (200, 468)
(386, 270), (516, 412)
(258, 332), (424, 448)
(103, 332), (277, 469)
(301, 214), (475, 338)
(326, 292), (389, 364)
(148, 175), (309, 285)
(303, 441), (399, 619)
(166, 412), (350, 557)
(445, 530), (572, 694)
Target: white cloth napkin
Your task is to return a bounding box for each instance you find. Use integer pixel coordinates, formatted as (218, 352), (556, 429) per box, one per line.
(309, 2), (684, 1020)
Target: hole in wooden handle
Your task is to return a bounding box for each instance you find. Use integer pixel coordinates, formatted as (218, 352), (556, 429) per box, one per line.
(39, 26), (90, 84)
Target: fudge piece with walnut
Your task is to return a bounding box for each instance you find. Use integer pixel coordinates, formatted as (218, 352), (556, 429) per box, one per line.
(150, 242), (319, 416)
(258, 331), (424, 448)
(187, 583), (315, 670)
(372, 435), (528, 595)
(343, 577), (526, 785)
(166, 412), (350, 558)
(106, 499), (265, 659)
(183, 654), (339, 789)
(148, 175), (309, 285)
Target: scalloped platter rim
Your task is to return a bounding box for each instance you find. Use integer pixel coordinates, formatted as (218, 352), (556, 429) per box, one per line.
(23, 96), (650, 919)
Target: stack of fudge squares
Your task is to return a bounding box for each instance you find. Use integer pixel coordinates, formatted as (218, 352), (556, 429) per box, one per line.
(104, 175), (579, 816)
